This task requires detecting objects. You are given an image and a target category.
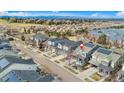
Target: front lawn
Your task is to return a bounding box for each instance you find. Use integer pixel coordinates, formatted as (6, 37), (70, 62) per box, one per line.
(64, 65), (78, 74)
(82, 63), (90, 70)
(84, 78), (93, 82)
(90, 72), (102, 81)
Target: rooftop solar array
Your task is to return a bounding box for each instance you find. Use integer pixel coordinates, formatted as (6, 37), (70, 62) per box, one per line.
(97, 48), (112, 55)
(0, 59), (10, 69)
(1, 70), (54, 82)
(2, 71), (21, 82)
(84, 43), (94, 48)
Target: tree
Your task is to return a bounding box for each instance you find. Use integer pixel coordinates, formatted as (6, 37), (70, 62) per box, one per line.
(27, 29), (31, 34)
(97, 34), (107, 45)
(24, 27), (27, 34)
(21, 35), (25, 41)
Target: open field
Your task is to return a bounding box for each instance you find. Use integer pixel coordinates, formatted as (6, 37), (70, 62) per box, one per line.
(0, 19), (41, 27)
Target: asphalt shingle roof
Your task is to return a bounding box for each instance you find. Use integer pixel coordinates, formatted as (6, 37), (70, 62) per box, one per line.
(2, 70), (54, 82)
(33, 34), (48, 42)
(48, 38), (81, 49)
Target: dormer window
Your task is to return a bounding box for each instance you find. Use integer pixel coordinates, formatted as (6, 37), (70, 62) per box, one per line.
(101, 61), (109, 66)
(52, 42), (55, 46)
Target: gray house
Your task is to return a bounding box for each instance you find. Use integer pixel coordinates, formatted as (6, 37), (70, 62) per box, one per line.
(0, 39), (11, 50)
(33, 34), (48, 43)
(0, 49), (20, 58)
(117, 64), (124, 82)
(74, 42), (100, 66)
(33, 34), (48, 50)
(2, 70), (54, 82)
(89, 47), (124, 77)
(0, 56), (37, 81)
(47, 38), (81, 55)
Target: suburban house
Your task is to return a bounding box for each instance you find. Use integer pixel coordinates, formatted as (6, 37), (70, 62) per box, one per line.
(0, 56), (37, 81)
(1, 70), (54, 82)
(89, 47), (124, 77)
(74, 42), (100, 66)
(32, 34), (48, 50)
(0, 49), (20, 58)
(0, 39), (11, 50)
(0, 55), (55, 82)
(117, 64), (124, 82)
(46, 38), (81, 55)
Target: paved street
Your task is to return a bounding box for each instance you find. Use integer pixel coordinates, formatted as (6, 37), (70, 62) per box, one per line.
(11, 41), (82, 82)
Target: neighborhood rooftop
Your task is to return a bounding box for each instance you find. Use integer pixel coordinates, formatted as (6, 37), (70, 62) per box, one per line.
(33, 33), (48, 41)
(97, 48), (112, 55)
(48, 38), (81, 48)
(2, 70), (54, 82)
(90, 47), (122, 66)
(0, 56), (35, 70)
(84, 43), (95, 48)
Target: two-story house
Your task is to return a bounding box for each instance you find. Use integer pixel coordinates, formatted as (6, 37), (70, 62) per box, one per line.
(89, 47), (124, 77)
(0, 55), (54, 82)
(74, 42), (100, 66)
(117, 64), (124, 82)
(47, 38), (81, 55)
(32, 33), (48, 50)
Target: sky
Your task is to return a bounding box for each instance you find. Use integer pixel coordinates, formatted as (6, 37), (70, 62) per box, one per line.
(0, 11), (124, 18)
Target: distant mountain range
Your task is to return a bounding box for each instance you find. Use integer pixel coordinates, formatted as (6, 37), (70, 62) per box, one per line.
(0, 15), (124, 20)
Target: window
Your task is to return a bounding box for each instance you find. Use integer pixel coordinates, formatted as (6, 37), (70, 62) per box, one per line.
(110, 71), (112, 75)
(79, 58), (82, 61)
(106, 71), (109, 75)
(0, 59), (10, 69)
(119, 74), (123, 80)
(99, 69), (103, 73)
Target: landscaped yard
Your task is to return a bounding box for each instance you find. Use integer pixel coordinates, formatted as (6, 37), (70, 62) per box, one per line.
(59, 58), (66, 62)
(84, 78), (93, 82)
(64, 65), (78, 74)
(54, 60), (60, 64)
(82, 63), (90, 70)
(51, 54), (58, 57)
(43, 54), (51, 58)
(90, 72), (102, 81)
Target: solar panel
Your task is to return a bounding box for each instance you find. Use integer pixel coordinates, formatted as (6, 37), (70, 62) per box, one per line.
(97, 48), (112, 55)
(84, 43), (94, 48)
(0, 59), (10, 69)
(2, 71), (21, 82)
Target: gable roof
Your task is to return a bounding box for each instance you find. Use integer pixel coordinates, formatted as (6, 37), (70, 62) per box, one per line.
(0, 56), (36, 71)
(1, 56), (35, 64)
(33, 34), (48, 41)
(0, 49), (19, 57)
(2, 70), (54, 82)
(91, 47), (122, 64)
(48, 38), (81, 49)
(74, 42), (98, 55)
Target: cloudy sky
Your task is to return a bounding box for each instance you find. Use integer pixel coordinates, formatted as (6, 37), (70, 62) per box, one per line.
(0, 11), (124, 18)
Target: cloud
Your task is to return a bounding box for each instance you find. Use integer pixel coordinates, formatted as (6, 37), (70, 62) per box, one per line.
(90, 13), (112, 18)
(0, 11), (8, 16)
(0, 11), (75, 17)
(116, 11), (124, 17)
(91, 13), (99, 17)
(8, 12), (29, 16)
(0, 11), (30, 16)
